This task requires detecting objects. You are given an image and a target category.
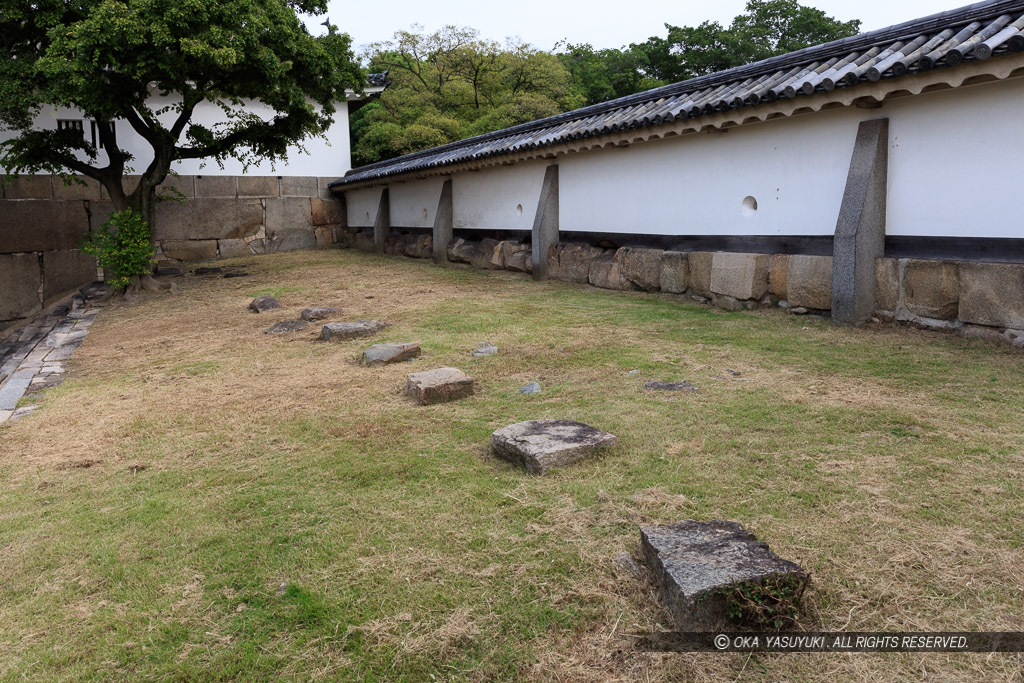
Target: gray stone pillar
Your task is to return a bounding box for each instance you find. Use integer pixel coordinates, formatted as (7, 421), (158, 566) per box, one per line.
(531, 164), (559, 281)
(373, 187), (390, 253)
(432, 179), (453, 265)
(832, 118), (888, 325)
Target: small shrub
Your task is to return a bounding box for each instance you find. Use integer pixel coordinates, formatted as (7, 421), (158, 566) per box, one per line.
(721, 573), (810, 629)
(83, 208), (155, 289)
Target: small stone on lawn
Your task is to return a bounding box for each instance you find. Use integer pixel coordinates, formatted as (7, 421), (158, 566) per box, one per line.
(362, 342), (421, 366)
(490, 419), (617, 474)
(320, 321), (388, 342)
(264, 320), (308, 335)
(407, 367), (474, 405)
(644, 381), (697, 391)
(301, 307), (344, 322)
(519, 381), (541, 394)
(249, 296), (281, 313)
(473, 342), (498, 357)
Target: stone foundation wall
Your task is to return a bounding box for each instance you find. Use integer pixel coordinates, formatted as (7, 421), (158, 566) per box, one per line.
(358, 229), (1024, 349)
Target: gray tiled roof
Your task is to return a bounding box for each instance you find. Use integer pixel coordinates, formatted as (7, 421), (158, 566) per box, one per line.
(333, 0), (1024, 187)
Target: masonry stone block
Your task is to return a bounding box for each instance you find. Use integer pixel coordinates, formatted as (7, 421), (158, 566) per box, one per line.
(0, 253), (41, 321)
(52, 176), (101, 201)
(194, 175), (237, 198)
(687, 252), (714, 297)
(237, 176), (280, 197)
(0, 201), (90, 252)
(470, 238), (504, 269)
(589, 250), (638, 290)
(42, 250), (96, 304)
(88, 201), (116, 232)
(280, 176), (318, 197)
(317, 177), (337, 199)
(902, 259), (959, 320)
(161, 240), (218, 262)
(710, 252), (770, 300)
(311, 198), (345, 226)
(787, 255), (833, 310)
(267, 229), (317, 253)
(660, 251), (690, 294)
(157, 175), (195, 199)
(548, 243), (604, 284)
(355, 231), (374, 251)
(959, 262), (1024, 330)
(155, 198), (264, 241)
(3, 175), (52, 199)
(769, 254), (789, 299)
(874, 258), (899, 312)
(620, 247), (663, 291)
(218, 239), (252, 258)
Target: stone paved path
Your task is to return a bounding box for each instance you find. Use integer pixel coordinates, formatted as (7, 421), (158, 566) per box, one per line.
(0, 284), (106, 423)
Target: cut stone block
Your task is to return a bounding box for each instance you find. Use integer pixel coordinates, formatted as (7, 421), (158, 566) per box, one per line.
(406, 367), (474, 405)
(300, 307), (343, 322)
(491, 419), (617, 474)
(787, 255), (833, 310)
(362, 342), (421, 366)
(902, 259), (959, 320)
(446, 238), (479, 263)
(161, 239), (218, 262)
(505, 249), (533, 273)
(688, 252), (714, 297)
(548, 243), (605, 284)
(641, 520), (809, 631)
(280, 176), (318, 197)
(959, 262), (1024, 329)
(1, 253), (42, 321)
(620, 247), (664, 291)
(0, 201), (90, 252)
(311, 198), (346, 226)
(874, 258), (899, 313)
(519, 381), (541, 394)
(769, 254), (789, 299)
(237, 176), (280, 197)
(155, 198), (264, 241)
(470, 238), (505, 270)
(265, 320), (308, 334)
(3, 174), (52, 199)
(249, 296), (281, 313)
(644, 381), (696, 392)
(194, 175), (237, 198)
(320, 320), (388, 341)
(710, 252), (770, 301)
(589, 251), (637, 291)
(660, 251), (690, 294)
(218, 239), (252, 259)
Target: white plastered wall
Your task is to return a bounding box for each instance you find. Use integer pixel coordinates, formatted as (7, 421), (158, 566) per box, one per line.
(452, 160), (548, 231)
(389, 177), (447, 228)
(346, 186), (384, 227)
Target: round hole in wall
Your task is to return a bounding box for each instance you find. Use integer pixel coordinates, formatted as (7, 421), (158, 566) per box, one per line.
(515, 203), (523, 217)
(741, 196), (758, 217)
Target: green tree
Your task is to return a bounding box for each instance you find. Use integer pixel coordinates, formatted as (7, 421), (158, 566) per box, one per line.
(557, 43), (662, 106)
(353, 26), (578, 166)
(0, 0), (361, 289)
(632, 0), (861, 83)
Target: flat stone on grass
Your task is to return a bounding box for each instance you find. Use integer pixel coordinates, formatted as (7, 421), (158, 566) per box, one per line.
(645, 381), (697, 392)
(472, 342), (498, 357)
(406, 367), (474, 405)
(320, 321), (388, 342)
(641, 520), (809, 631)
(491, 419), (617, 474)
(264, 320), (308, 335)
(300, 307), (343, 322)
(362, 342), (421, 366)
(249, 296), (281, 313)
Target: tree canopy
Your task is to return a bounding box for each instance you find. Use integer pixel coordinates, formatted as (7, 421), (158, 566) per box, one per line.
(0, 0), (362, 222)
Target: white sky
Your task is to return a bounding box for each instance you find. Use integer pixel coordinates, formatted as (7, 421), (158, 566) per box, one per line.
(308, 0), (956, 57)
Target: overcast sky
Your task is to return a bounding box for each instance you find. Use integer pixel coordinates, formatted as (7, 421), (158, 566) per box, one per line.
(309, 0), (957, 56)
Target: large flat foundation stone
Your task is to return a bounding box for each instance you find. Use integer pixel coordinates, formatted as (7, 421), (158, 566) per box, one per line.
(320, 321), (388, 341)
(641, 520), (809, 631)
(407, 367), (474, 405)
(491, 419), (617, 474)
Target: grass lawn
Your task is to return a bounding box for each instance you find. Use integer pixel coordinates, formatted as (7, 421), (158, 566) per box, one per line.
(1, 249), (1022, 681)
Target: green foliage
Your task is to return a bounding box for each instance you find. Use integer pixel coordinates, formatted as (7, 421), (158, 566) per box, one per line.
(557, 43), (663, 106)
(0, 0), (361, 220)
(631, 0), (861, 83)
(353, 26), (579, 166)
(720, 573), (810, 629)
(82, 209), (155, 290)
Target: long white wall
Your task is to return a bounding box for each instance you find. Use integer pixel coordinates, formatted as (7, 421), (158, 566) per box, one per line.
(452, 160), (548, 232)
(389, 177), (447, 228)
(0, 95), (352, 177)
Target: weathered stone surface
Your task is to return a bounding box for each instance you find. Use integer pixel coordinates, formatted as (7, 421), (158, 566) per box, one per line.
(267, 228), (317, 253)
(362, 342), (421, 366)
(355, 231), (375, 251)
(641, 520), (809, 631)
(218, 238), (252, 259)
(491, 419), (617, 474)
(548, 243), (605, 284)
(710, 252), (770, 300)
(711, 293), (745, 312)
(311, 198), (346, 226)
(472, 342), (498, 357)
(42, 250), (96, 304)
(2, 175), (52, 199)
(281, 176), (318, 197)
(320, 320), (388, 341)
(902, 259), (958, 320)
(407, 367), (474, 405)
(156, 175), (195, 199)
(446, 238), (479, 263)
(300, 307), (343, 322)
(249, 296), (281, 313)
(874, 258), (899, 312)
(470, 238), (504, 270)
(237, 176), (280, 197)
(52, 176), (101, 201)
(265, 320), (308, 334)
(499, 241), (530, 268)
(961, 323), (1004, 342)
(959, 262), (1024, 329)
(620, 247), (664, 291)
(787, 255), (833, 310)
(155, 198), (263, 241)
(505, 249), (533, 273)
(769, 254), (789, 299)
(403, 234), (433, 259)
(194, 175), (237, 198)
(161, 239), (218, 262)
(265, 198), (314, 252)
(589, 251), (638, 291)
(688, 252), (714, 297)
(520, 381), (542, 394)
(660, 251), (690, 294)
(644, 381), (696, 391)
(0, 254), (41, 321)
(0, 201), (90, 252)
